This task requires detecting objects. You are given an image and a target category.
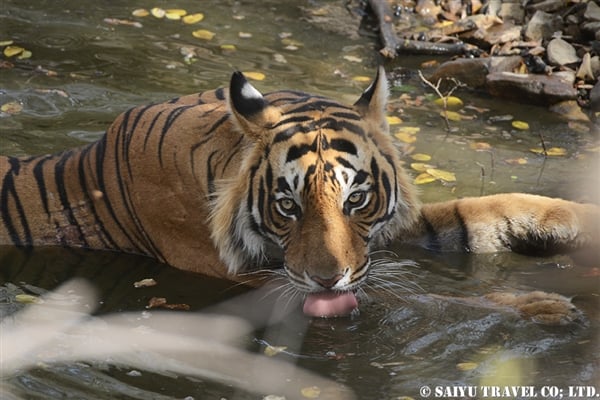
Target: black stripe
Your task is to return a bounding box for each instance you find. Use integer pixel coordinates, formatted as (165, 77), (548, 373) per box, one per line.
(143, 109), (166, 151)
(54, 150), (88, 246)
(32, 155), (53, 217)
(330, 111), (361, 120)
(78, 144), (117, 248)
(454, 205), (471, 252)
(319, 118), (366, 137)
(286, 139), (318, 162)
(284, 100), (352, 114)
(158, 106), (194, 167)
(125, 104), (156, 178)
(329, 138), (357, 155)
(0, 157), (32, 245)
(270, 115), (313, 129)
(273, 123), (315, 144)
(422, 216), (441, 252)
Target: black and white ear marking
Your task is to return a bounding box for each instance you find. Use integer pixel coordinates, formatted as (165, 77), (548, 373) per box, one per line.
(229, 71), (267, 118)
(353, 66), (389, 129)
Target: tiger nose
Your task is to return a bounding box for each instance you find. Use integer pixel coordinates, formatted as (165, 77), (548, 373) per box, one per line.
(311, 273), (343, 289)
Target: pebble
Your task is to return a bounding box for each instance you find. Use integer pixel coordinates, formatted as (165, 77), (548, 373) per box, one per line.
(546, 38), (579, 66)
(524, 10), (562, 41)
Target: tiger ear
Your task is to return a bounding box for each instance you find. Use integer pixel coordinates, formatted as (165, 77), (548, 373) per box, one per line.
(353, 66), (389, 131)
(228, 71), (279, 140)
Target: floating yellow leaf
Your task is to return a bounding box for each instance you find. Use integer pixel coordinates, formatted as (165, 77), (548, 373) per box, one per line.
(18, 50), (32, 59)
(264, 345), (287, 357)
(220, 44), (236, 51)
(394, 132), (417, 143)
(411, 153), (431, 161)
(504, 158), (528, 165)
(529, 147), (567, 156)
(386, 115), (403, 125)
(165, 12), (182, 20)
(1, 101), (23, 114)
(426, 168), (456, 182)
(150, 7), (166, 18)
(512, 120), (529, 130)
(396, 126), (420, 135)
(434, 96), (463, 108)
(243, 71), (265, 81)
(410, 163), (434, 172)
(166, 9), (187, 17)
(456, 362), (478, 371)
(192, 29), (215, 40)
(182, 13), (204, 24)
(301, 386), (321, 399)
(352, 75), (371, 83)
(4, 45), (24, 57)
(414, 173), (436, 185)
(0, 40), (14, 46)
(441, 110), (462, 121)
(15, 294), (41, 304)
(131, 9), (149, 17)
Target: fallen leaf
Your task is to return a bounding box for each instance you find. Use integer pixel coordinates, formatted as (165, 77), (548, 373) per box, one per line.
(351, 75), (371, 83)
(441, 110), (462, 121)
(133, 278), (157, 288)
(396, 126), (420, 135)
(0, 40), (14, 46)
(386, 115), (403, 125)
(192, 29), (215, 40)
(529, 147), (567, 156)
(131, 9), (149, 17)
(434, 96), (463, 108)
(15, 294), (41, 304)
(4, 45), (24, 57)
(150, 7), (166, 18)
(410, 162), (435, 172)
(1, 101), (23, 114)
(410, 153), (431, 161)
(394, 132), (417, 143)
(220, 44), (236, 51)
(511, 120), (529, 130)
(426, 168), (456, 182)
(182, 13), (204, 24)
(470, 142), (492, 151)
(456, 362), (478, 371)
(414, 172), (436, 185)
(301, 386), (321, 399)
(264, 345), (287, 357)
(504, 158), (528, 165)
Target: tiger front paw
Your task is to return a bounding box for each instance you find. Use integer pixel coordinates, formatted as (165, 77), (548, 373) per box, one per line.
(484, 291), (582, 326)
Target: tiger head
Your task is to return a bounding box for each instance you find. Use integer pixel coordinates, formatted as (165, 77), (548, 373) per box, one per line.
(210, 68), (420, 304)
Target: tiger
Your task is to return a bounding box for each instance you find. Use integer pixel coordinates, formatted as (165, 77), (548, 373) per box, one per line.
(1, 67), (598, 318)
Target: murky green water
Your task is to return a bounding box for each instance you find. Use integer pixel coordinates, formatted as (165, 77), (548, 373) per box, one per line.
(1, 1), (599, 399)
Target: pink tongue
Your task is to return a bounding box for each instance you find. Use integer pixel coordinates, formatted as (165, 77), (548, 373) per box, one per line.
(303, 291), (359, 317)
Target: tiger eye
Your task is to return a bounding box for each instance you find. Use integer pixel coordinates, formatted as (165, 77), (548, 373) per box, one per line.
(348, 191), (365, 205)
(278, 198), (296, 211)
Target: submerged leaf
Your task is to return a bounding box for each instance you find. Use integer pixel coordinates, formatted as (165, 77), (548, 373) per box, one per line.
(264, 345), (287, 357)
(4, 45), (24, 57)
(456, 362), (478, 371)
(511, 120), (529, 130)
(394, 132), (417, 143)
(301, 386), (321, 399)
(192, 29), (215, 40)
(131, 9), (149, 17)
(529, 147), (567, 156)
(411, 153), (431, 161)
(414, 173), (436, 185)
(183, 13), (204, 24)
(352, 75), (371, 83)
(434, 96), (463, 108)
(1, 101), (23, 114)
(426, 168), (456, 182)
(441, 110), (462, 121)
(386, 115), (403, 125)
(150, 7), (166, 18)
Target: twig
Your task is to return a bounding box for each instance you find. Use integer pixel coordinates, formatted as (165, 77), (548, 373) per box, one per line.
(417, 70), (451, 131)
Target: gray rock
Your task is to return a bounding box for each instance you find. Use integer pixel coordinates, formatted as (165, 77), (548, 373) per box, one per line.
(427, 58), (490, 89)
(486, 71), (578, 106)
(524, 10), (563, 41)
(547, 38), (579, 66)
(528, 0), (568, 13)
(584, 1), (600, 22)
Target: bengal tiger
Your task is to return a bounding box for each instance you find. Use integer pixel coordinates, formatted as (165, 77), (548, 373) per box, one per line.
(1, 68), (598, 318)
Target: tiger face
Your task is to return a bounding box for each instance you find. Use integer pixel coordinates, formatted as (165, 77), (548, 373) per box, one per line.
(210, 68), (420, 312)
